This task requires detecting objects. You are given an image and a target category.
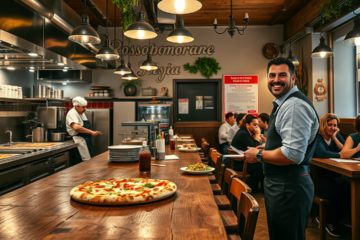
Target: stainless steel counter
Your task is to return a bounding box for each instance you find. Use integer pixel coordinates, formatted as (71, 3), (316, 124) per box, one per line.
(0, 140), (78, 171)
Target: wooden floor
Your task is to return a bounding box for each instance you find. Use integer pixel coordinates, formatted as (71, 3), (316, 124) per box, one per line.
(252, 193), (352, 240)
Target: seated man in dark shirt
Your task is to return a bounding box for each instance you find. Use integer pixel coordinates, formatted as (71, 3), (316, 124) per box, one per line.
(230, 114), (264, 192)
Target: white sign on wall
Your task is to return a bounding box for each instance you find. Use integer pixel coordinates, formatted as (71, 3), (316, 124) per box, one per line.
(223, 75), (259, 118)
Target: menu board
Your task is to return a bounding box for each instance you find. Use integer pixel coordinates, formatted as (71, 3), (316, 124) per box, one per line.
(223, 75), (259, 117)
(178, 98), (189, 114)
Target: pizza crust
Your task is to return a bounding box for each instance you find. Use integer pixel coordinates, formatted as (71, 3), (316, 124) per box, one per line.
(70, 178), (177, 205)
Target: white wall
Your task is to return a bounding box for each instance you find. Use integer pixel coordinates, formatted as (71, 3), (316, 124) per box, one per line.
(333, 22), (357, 118)
(57, 25), (284, 114)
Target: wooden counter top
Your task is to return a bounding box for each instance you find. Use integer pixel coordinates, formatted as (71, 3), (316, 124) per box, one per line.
(0, 143), (227, 239)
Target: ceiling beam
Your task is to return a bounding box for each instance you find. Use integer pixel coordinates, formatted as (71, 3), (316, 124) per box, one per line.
(268, 0), (296, 25)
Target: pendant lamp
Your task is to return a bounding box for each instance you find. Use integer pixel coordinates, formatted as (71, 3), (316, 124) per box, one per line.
(122, 41), (138, 80)
(122, 62), (138, 80)
(69, 0), (101, 44)
(311, 35), (334, 58)
(287, 44), (299, 66)
(158, 0), (202, 14)
(124, 11), (157, 40)
(167, 16), (194, 43)
(343, 15), (360, 46)
(140, 40), (158, 70)
(96, 0), (119, 60)
(114, 10), (131, 75)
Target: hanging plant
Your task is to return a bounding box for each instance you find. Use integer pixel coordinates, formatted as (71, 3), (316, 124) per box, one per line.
(112, 0), (139, 32)
(183, 57), (221, 79)
(318, 0), (354, 24)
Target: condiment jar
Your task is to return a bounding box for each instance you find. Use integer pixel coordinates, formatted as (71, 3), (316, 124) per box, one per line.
(139, 141), (151, 173)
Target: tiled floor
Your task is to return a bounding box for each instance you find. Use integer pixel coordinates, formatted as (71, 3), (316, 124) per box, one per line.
(252, 192), (352, 240)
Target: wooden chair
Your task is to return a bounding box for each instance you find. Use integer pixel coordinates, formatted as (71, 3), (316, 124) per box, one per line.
(220, 178), (252, 233)
(227, 192), (260, 240)
(214, 168), (238, 210)
(207, 148), (218, 183)
(228, 148), (250, 182)
(313, 196), (330, 240)
(200, 140), (210, 162)
(210, 152), (223, 195)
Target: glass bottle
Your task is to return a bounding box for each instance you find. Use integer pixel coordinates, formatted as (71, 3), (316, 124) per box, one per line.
(139, 141), (151, 173)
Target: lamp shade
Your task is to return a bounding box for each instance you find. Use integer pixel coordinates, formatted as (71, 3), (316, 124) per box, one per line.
(96, 38), (119, 60)
(122, 63), (138, 80)
(167, 17), (194, 43)
(287, 49), (299, 66)
(69, 14), (101, 44)
(114, 59), (131, 75)
(311, 36), (334, 58)
(158, 0), (202, 14)
(140, 54), (158, 70)
(124, 11), (157, 40)
(343, 16), (360, 46)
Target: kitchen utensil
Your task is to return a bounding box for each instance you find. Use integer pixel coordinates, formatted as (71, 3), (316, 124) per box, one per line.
(54, 90), (63, 99)
(32, 126), (45, 142)
(51, 132), (66, 142)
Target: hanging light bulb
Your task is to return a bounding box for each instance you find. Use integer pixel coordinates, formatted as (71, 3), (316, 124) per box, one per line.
(69, 0), (101, 44)
(158, 0), (202, 14)
(114, 9), (131, 75)
(122, 63), (138, 80)
(344, 15), (360, 46)
(140, 40), (158, 70)
(311, 35), (333, 58)
(167, 16), (194, 43)
(286, 44), (299, 66)
(124, 11), (157, 40)
(95, 0), (119, 60)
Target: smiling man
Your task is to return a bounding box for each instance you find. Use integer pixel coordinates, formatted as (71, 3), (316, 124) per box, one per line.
(244, 58), (319, 240)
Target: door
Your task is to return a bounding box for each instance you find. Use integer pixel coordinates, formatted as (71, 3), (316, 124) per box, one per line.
(91, 109), (112, 157)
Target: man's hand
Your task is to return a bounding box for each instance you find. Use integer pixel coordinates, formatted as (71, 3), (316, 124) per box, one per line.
(256, 145), (265, 150)
(244, 147), (259, 164)
(91, 131), (102, 137)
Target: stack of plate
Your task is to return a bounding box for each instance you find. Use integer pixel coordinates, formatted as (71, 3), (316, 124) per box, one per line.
(108, 145), (142, 162)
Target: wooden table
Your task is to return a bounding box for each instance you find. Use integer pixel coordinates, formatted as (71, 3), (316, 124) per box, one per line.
(0, 138), (227, 239)
(312, 158), (360, 240)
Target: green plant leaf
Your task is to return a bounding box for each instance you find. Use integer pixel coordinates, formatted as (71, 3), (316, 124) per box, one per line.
(112, 0), (139, 32)
(183, 57), (221, 79)
(119, 79), (143, 90)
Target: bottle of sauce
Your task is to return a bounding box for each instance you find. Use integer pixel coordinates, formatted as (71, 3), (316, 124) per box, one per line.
(139, 141), (151, 173)
(169, 126), (174, 138)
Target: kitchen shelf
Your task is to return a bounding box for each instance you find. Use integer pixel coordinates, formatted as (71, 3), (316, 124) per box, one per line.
(117, 97), (172, 100)
(25, 98), (70, 102)
(0, 97), (29, 103)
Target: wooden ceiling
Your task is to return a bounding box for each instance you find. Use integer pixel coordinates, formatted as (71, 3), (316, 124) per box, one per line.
(65, 0), (312, 28)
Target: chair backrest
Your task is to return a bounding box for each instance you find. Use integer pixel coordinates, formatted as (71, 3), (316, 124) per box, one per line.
(202, 141), (210, 157)
(222, 168), (238, 198)
(208, 148), (217, 166)
(212, 153), (223, 184)
(237, 192), (260, 240)
(230, 177), (251, 213)
(227, 148), (247, 181)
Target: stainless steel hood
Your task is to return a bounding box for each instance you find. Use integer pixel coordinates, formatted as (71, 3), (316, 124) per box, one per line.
(37, 70), (92, 84)
(0, 0), (115, 70)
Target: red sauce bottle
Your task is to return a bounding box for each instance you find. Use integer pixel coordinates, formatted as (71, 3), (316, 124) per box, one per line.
(139, 141), (151, 173)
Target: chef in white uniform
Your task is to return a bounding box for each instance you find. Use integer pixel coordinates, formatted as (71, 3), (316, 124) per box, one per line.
(66, 97), (101, 161)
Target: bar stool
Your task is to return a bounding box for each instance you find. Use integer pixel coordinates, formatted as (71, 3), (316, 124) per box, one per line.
(314, 195), (331, 240)
(228, 148), (250, 182)
(214, 168), (238, 210)
(211, 152), (223, 195)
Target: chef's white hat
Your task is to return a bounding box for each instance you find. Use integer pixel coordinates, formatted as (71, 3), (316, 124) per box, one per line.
(72, 96), (88, 106)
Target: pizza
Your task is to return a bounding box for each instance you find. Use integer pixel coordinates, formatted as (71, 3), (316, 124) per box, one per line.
(70, 178), (177, 205)
(0, 154), (18, 159)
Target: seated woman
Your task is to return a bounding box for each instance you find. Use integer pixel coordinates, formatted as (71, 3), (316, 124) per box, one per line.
(341, 115), (360, 157)
(230, 115), (263, 193)
(312, 113), (351, 237)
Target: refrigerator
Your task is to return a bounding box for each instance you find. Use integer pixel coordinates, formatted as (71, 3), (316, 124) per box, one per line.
(85, 109), (113, 157)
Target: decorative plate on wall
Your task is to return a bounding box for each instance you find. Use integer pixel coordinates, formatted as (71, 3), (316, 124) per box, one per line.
(263, 43), (279, 59)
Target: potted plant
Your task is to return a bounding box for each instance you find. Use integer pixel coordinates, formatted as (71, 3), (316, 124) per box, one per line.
(120, 79), (142, 96)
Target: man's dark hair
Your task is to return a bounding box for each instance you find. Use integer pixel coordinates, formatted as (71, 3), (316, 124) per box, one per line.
(245, 114), (258, 125)
(267, 57), (295, 77)
(258, 113), (270, 124)
(236, 113), (247, 125)
(225, 112), (234, 120)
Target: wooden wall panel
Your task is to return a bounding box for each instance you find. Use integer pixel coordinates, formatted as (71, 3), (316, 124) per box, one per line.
(339, 118), (356, 140)
(175, 123), (222, 151)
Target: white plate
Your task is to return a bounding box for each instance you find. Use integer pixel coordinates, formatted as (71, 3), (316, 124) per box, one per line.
(180, 167), (215, 174)
(177, 139), (194, 142)
(108, 145), (143, 150)
(178, 148), (201, 152)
